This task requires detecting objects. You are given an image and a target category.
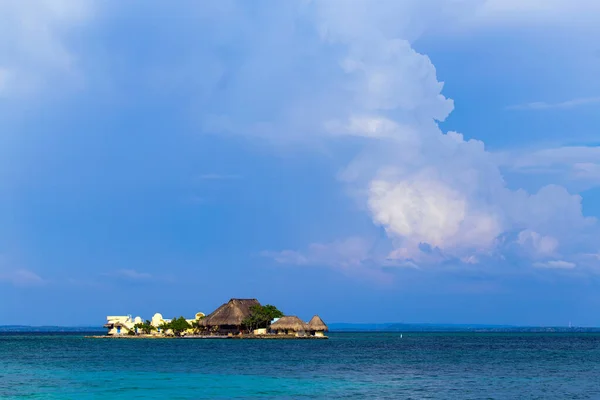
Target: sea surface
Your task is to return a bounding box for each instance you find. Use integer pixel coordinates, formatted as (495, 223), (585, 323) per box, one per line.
(1, 332), (600, 399)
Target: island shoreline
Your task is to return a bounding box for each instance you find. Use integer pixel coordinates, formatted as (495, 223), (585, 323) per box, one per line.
(86, 334), (328, 340)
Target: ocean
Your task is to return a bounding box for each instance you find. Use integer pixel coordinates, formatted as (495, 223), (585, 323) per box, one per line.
(1, 332), (599, 399)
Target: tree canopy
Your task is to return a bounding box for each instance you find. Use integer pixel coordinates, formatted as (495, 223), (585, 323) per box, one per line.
(191, 315), (205, 334)
(168, 316), (192, 336)
(134, 320), (156, 335)
(242, 304), (284, 331)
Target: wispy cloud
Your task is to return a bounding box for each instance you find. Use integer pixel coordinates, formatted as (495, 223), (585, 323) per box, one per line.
(533, 260), (576, 269)
(0, 268), (45, 287)
(261, 237), (405, 283)
(507, 97), (600, 110)
(499, 146), (600, 170)
(497, 145), (600, 189)
(102, 269), (153, 281)
(261, 237), (374, 269)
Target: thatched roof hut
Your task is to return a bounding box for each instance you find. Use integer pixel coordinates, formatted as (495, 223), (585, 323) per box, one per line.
(270, 316), (309, 332)
(203, 298), (261, 327)
(308, 315), (328, 332)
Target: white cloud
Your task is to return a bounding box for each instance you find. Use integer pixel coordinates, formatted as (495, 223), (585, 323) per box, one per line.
(502, 146), (600, 170)
(325, 116), (418, 141)
(345, 131), (593, 262)
(368, 175), (502, 254)
(262, 237), (373, 269)
(498, 146), (600, 190)
(507, 97), (600, 110)
(262, 249), (310, 266)
(573, 162), (600, 182)
(0, 0), (94, 97)
(517, 230), (559, 257)
(337, 39), (454, 118)
(533, 260), (576, 269)
(0, 268), (45, 287)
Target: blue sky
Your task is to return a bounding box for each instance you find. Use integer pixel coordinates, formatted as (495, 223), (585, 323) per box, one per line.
(2, 0), (600, 326)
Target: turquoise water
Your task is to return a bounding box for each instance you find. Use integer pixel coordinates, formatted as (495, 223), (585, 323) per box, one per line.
(1, 332), (600, 399)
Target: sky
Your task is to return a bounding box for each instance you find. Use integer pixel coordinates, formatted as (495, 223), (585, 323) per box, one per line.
(1, 0), (600, 327)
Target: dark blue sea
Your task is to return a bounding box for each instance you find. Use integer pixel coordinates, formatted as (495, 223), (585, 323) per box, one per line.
(1, 332), (600, 399)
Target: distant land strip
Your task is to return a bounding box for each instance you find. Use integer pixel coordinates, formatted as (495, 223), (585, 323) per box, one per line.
(0, 326), (104, 333)
(329, 323), (600, 333)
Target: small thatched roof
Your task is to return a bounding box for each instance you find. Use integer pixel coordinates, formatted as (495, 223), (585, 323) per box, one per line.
(203, 298), (261, 327)
(270, 316), (309, 332)
(308, 315), (328, 331)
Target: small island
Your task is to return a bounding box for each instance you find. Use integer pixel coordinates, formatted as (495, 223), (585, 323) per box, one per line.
(98, 298), (328, 339)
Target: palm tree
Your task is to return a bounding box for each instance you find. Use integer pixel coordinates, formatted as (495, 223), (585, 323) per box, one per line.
(192, 316), (205, 335)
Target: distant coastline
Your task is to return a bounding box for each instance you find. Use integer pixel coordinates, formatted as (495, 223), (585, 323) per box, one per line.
(0, 326), (103, 333)
(329, 323), (600, 333)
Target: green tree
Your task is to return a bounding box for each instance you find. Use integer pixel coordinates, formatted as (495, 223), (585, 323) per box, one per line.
(192, 316), (205, 335)
(242, 304), (284, 332)
(158, 321), (171, 336)
(134, 320), (155, 335)
(169, 316), (192, 336)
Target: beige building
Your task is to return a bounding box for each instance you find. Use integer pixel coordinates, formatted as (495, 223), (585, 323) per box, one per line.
(150, 313), (171, 335)
(104, 315), (142, 336)
(185, 312), (206, 335)
(105, 312), (205, 336)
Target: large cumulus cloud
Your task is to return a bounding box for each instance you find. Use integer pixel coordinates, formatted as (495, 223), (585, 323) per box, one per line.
(238, 0), (598, 268)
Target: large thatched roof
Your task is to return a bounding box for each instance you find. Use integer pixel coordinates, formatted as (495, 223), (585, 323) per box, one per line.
(270, 316), (309, 331)
(308, 315), (328, 331)
(203, 298), (261, 327)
